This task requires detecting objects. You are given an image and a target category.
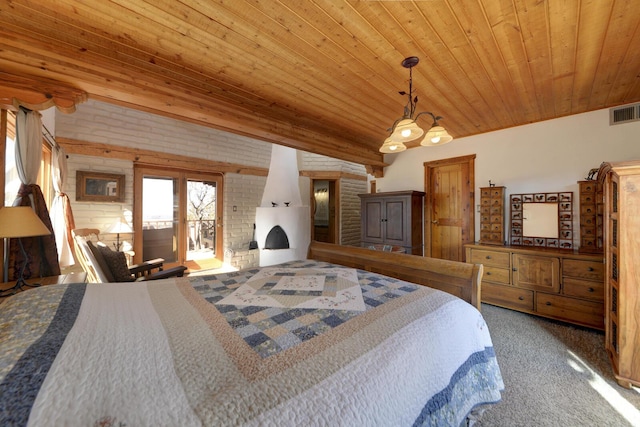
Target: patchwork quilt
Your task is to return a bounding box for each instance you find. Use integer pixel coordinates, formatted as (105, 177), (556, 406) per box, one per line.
(0, 260), (503, 426)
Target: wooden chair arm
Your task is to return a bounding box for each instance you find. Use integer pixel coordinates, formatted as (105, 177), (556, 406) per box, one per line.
(129, 258), (166, 278)
(142, 265), (188, 281)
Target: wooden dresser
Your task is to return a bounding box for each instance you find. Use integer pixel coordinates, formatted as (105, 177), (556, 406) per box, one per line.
(601, 161), (640, 388)
(465, 243), (604, 329)
(359, 191), (425, 255)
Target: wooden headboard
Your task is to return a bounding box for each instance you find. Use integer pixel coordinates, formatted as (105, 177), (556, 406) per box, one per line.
(308, 241), (483, 311)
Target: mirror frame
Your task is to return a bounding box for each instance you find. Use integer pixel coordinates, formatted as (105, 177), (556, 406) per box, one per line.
(509, 192), (573, 249)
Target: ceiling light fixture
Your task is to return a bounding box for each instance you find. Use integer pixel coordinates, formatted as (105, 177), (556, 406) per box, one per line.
(379, 56), (453, 153)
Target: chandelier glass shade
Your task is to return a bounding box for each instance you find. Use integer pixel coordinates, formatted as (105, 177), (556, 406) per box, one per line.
(421, 125), (454, 147)
(380, 56), (453, 153)
(379, 137), (407, 153)
(389, 119), (424, 142)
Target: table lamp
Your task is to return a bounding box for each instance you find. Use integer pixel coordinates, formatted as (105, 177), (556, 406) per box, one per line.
(0, 206), (52, 295)
(107, 217), (133, 251)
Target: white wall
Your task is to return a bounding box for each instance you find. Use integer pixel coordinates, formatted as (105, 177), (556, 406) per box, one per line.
(375, 108), (640, 245)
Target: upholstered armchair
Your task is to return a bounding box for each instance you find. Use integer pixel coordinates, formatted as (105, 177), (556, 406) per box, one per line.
(72, 228), (187, 283)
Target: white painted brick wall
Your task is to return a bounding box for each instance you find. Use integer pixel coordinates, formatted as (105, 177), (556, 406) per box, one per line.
(55, 99), (368, 270)
(65, 154), (135, 251)
(341, 179), (368, 246)
(223, 173), (264, 269)
(57, 99), (273, 167)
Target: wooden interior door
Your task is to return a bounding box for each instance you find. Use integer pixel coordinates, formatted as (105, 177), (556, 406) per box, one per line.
(424, 155), (475, 261)
(311, 179), (338, 244)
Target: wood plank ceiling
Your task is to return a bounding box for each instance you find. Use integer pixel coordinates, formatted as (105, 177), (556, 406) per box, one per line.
(0, 0), (639, 175)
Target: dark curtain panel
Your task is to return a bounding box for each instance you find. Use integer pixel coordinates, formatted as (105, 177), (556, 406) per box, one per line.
(8, 184), (61, 280)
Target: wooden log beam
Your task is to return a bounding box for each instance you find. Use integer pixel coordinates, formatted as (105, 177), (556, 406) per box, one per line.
(57, 137), (269, 176)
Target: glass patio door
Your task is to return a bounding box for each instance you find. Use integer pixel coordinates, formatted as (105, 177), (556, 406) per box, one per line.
(141, 175), (180, 263)
(185, 177), (222, 264)
(134, 166), (224, 271)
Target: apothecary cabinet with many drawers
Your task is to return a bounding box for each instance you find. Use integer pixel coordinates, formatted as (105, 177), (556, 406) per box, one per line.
(479, 186), (505, 245)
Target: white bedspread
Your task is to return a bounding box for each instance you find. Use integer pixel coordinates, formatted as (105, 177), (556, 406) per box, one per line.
(0, 261), (503, 426)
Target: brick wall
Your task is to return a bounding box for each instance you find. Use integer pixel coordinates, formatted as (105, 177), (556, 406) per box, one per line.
(56, 99), (368, 270)
(340, 178), (368, 246)
(66, 154), (134, 251)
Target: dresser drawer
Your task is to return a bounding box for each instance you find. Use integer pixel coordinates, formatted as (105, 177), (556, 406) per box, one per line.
(579, 182), (598, 193)
(483, 282), (534, 311)
(490, 233), (503, 243)
(491, 188), (504, 198)
(580, 194), (595, 205)
(580, 215), (596, 226)
(563, 277), (604, 302)
(563, 258), (604, 281)
(483, 266), (510, 285)
(469, 249), (510, 268)
(580, 238), (598, 251)
(536, 293), (604, 329)
(580, 225), (596, 236)
(580, 205), (597, 216)
(490, 206), (502, 215)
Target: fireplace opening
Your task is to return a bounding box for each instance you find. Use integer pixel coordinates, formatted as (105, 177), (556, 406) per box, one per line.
(264, 225), (290, 249)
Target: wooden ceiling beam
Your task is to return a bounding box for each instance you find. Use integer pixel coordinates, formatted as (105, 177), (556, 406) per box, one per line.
(0, 72), (87, 113)
(57, 137), (269, 176)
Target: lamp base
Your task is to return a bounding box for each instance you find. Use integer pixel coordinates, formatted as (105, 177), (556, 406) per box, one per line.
(0, 278), (41, 297)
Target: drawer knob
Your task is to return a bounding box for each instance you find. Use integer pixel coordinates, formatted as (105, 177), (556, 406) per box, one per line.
(485, 255), (492, 259)
(486, 272), (491, 276)
(546, 302), (552, 306)
(589, 287), (595, 293)
(512, 267), (518, 272)
(588, 267), (594, 272)
(518, 296), (524, 301)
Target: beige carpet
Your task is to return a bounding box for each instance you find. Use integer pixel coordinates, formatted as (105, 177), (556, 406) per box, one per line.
(478, 304), (640, 427)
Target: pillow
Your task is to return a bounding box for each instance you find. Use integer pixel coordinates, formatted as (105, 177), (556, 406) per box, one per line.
(86, 241), (115, 283)
(97, 244), (134, 282)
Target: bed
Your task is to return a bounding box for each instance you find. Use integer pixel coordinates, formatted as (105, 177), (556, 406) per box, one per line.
(0, 242), (503, 426)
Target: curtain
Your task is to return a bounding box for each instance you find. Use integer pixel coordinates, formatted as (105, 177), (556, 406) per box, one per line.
(50, 146), (76, 267)
(8, 108), (61, 280)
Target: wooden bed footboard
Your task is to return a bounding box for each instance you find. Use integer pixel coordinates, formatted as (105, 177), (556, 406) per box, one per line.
(308, 242), (483, 311)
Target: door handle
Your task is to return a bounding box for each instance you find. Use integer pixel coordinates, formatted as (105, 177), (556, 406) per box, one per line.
(432, 220), (439, 224)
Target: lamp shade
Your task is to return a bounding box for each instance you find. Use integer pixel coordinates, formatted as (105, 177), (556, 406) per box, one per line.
(0, 206), (51, 238)
(390, 119), (424, 142)
(107, 217), (133, 234)
(379, 137), (407, 154)
(420, 125), (454, 147)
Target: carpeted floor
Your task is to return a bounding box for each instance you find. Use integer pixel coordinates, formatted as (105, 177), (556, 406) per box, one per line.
(478, 304), (640, 427)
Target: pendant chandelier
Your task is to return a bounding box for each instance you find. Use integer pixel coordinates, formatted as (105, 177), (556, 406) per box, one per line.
(379, 56), (453, 153)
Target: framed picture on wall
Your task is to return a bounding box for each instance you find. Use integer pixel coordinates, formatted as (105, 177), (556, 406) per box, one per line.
(76, 171), (125, 202)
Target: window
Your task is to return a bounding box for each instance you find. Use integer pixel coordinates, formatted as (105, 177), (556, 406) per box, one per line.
(3, 109), (55, 207)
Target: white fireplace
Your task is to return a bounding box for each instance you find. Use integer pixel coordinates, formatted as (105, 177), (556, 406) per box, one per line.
(255, 145), (310, 266)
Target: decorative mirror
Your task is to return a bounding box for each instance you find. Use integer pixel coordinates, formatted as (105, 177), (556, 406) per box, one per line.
(510, 192), (573, 249)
